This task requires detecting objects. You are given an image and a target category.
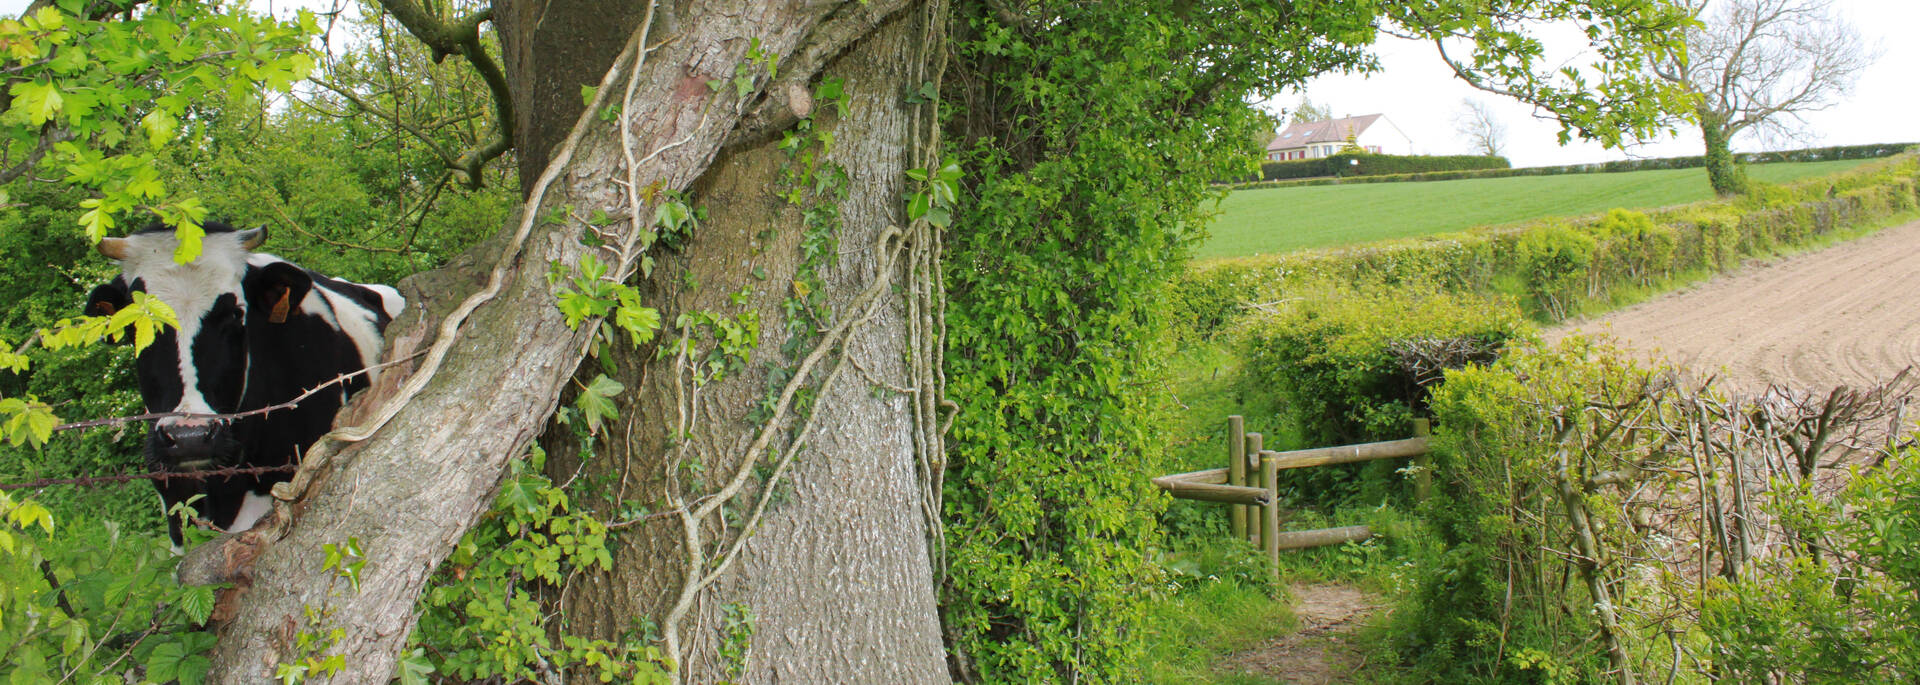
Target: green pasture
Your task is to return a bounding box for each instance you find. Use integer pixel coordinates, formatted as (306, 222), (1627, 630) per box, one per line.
(1196, 158), (1874, 261)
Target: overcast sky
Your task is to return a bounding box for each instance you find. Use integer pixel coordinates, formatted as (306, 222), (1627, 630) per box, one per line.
(1265, 0), (1917, 167)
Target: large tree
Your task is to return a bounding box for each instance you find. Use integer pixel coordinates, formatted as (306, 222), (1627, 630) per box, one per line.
(1653, 0), (1877, 196)
(0, 0), (1694, 682)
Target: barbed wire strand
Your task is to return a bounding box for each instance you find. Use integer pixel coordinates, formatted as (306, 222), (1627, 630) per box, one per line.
(1, 350), (427, 491)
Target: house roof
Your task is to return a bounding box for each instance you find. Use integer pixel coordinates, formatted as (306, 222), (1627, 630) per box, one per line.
(1266, 114), (1382, 151)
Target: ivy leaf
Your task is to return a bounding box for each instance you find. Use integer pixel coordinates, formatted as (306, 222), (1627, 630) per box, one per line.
(575, 374), (624, 435)
(907, 191), (930, 222)
(397, 649), (436, 685)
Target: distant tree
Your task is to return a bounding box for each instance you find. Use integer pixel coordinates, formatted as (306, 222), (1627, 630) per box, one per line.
(1291, 97), (1335, 124)
(1339, 127), (1366, 154)
(1453, 98), (1507, 157)
(1653, 0), (1877, 196)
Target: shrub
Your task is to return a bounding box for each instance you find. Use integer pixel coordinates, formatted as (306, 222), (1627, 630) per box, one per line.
(1514, 222), (1596, 320)
(1397, 338), (1659, 683)
(1241, 287), (1530, 449)
(1178, 154), (1920, 338)
(1401, 336), (1920, 684)
(1253, 153), (1508, 182)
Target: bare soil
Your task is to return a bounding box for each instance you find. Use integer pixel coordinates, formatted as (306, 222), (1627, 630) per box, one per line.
(1222, 583), (1383, 684)
(1551, 218), (1920, 395)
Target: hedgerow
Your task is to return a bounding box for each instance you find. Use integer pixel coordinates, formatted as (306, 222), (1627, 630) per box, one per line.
(1181, 153), (1920, 339)
(1231, 142), (1914, 191)
(1391, 335), (1920, 683)
(1241, 287), (1529, 447)
(1252, 153), (1509, 182)
(1236, 287), (1529, 506)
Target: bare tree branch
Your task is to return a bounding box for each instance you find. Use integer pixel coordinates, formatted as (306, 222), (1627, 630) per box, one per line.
(372, 0), (514, 188)
(1453, 97), (1507, 156)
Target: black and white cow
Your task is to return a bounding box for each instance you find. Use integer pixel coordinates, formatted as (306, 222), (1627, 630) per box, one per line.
(85, 222), (405, 548)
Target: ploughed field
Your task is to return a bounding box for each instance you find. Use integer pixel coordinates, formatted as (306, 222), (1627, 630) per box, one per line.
(1199, 158), (1874, 260)
(1552, 217), (1920, 395)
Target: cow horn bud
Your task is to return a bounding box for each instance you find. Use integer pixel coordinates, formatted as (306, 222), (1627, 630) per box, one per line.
(238, 226), (267, 250)
(96, 237), (129, 260)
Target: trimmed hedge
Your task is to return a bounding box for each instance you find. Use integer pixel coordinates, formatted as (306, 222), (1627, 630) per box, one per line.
(1252, 153), (1509, 182)
(1241, 287), (1530, 447)
(1178, 154), (1920, 339)
(1232, 142), (1917, 191)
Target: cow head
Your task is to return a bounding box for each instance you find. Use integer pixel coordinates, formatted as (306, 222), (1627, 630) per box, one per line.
(86, 222), (310, 471)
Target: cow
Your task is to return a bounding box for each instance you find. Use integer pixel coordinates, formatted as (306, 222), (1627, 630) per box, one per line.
(84, 221), (405, 549)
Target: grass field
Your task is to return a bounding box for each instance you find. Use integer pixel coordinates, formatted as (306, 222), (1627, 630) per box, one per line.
(1195, 158), (1875, 261)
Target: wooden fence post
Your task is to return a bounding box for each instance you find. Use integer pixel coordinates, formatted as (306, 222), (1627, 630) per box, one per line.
(1245, 432), (1263, 546)
(1228, 416), (1246, 541)
(1413, 418), (1432, 504)
(1261, 446), (1279, 579)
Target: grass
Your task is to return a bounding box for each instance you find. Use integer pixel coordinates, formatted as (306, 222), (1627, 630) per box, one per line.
(1195, 158), (1875, 261)
(1143, 340), (1417, 684)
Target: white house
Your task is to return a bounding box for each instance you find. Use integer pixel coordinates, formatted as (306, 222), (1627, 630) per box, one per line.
(1264, 114), (1414, 161)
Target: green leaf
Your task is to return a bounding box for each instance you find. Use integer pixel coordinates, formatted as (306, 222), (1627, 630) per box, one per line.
(180, 586), (216, 624)
(574, 373), (624, 435)
(613, 301), (661, 346)
(907, 192), (930, 221)
(140, 108), (179, 147)
(11, 80), (63, 125)
(580, 84), (598, 106)
(146, 641), (190, 683)
(396, 649), (436, 685)
(171, 220), (205, 264)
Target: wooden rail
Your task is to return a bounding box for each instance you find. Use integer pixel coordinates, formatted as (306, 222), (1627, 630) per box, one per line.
(1150, 415), (1432, 578)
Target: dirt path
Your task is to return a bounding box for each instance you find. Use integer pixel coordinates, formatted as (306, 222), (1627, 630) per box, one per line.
(1551, 218), (1920, 395)
(1224, 583), (1383, 684)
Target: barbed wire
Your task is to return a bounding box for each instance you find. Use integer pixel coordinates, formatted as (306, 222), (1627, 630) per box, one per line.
(0, 463), (298, 491)
(3, 350), (428, 491)
(48, 350), (427, 434)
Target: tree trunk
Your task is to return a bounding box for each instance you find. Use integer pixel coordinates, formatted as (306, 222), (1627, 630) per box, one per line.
(1699, 105), (1747, 197)
(199, 2), (939, 682)
(540, 7), (950, 683)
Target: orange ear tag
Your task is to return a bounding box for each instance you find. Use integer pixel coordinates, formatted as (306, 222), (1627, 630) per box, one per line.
(270, 288), (291, 323)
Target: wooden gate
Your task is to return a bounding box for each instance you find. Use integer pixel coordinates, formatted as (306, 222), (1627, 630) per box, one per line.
(1152, 415), (1431, 576)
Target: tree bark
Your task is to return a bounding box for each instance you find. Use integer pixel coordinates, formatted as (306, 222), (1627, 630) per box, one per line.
(540, 7), (949, 682)
(200, 2), (938, 681)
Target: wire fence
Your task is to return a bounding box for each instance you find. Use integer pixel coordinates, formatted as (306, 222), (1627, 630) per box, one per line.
(1, 351), (423, 491)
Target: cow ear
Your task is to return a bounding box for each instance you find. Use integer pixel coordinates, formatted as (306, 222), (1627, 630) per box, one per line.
(85, 279), (135, 345)
(86, 278), (132, 317)
(246, 262), (312, 324)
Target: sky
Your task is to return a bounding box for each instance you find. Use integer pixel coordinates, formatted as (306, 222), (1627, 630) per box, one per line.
(1261, 0), (1919, 167)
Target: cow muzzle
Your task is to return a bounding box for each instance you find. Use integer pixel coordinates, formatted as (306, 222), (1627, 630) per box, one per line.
(155, 419), (240, 471)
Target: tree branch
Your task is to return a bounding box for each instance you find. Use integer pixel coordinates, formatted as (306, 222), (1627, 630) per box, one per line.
(373, 0), (514, 188)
